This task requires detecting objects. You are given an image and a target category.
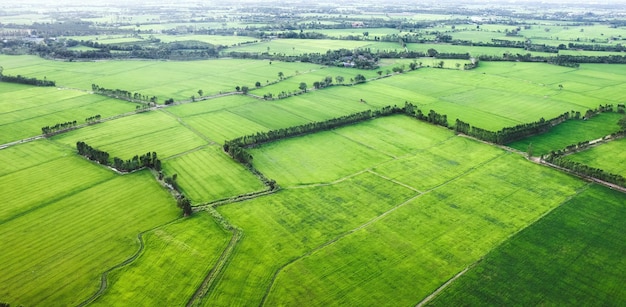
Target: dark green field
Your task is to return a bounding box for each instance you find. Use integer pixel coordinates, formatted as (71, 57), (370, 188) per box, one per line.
(427, 184), (626, 306)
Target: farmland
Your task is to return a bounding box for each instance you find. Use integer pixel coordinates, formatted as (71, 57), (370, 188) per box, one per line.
(508, 112), (623, 156)
(0, 140), (180, 305)
(566, 138), (626, 177)
(427, 184), (626, 306)
(1, 0), (626, 306)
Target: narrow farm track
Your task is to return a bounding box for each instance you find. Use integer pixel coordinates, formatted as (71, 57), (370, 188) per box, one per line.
(185, 205), (248, 306)
(415, 182), (593, 306)
(260, 153), (507, 305)
(76, 218), (183, 306)
(186, 227), (242, 307)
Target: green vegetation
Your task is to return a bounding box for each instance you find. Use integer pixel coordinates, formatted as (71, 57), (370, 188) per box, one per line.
(508, 112), (623, 155)
(163, 146), (266, 203)
(94, 212), (231, 306)
(2, 1), (626, 306)
(0, 82), (137, 143)
(428, 184), (626, 306)
(0, 162), (179, 305)
(567, 138), (626, 177)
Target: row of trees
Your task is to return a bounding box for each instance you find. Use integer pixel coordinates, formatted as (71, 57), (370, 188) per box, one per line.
(76, 141), (162, 173)
(224, 108), (402, 163)
(91, 84), (157, 103)
(0, 73), (55, 87)
(544, 150), (626, 188)
(85, 114), (101, 123)
(452, 105), (615, 144)
(41, 121), (77, 135)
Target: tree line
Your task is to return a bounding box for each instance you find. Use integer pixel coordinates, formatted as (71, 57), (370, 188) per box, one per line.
(92, 84), (157, 103)
(41, 120), (77, 135)
(543, 146), (626, 188)
(76, 141), (162, 173)
(0, 72), (55, 87)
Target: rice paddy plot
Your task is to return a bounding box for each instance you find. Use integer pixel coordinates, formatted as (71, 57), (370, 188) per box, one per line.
(508, 112), (623, 156)
(332, 115), (455, 158)
(163, 146), (266, 203)
(0, 83), (138, 143)
(372, 135), (504, 191)
(222, 39), (377, 55)
(428, 184), (626, 306)
(272, 92), (372, 122)
(566, 137), (626, 177)
(94, 212), (230, 306)
(207, 171), (417, 306)
(0, 139), (67, 176)
(0, 171), (179, 306)
(265, 154), (587, 306)
(182, 110), (270, 143)
(439, 88), (584, 123)
(227, 102), (311, 129)
(0, 154), (115, 223)
(52, 111), (207, 159)
(153, 34), (259, 46)
(166, 95), (257, 118)
(0, 55), (321, 101)
(250, 129), (391, 186)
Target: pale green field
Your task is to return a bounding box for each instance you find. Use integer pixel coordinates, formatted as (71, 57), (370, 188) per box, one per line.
(223, 39), (389, 55)
(203, 115), (587, 306)
(0, 142), (179, 305)
(0, 82), (138, 143)
(163, 146), (266, 203)
(52, 110), (208, 159)
(208, 171), (417, 306)
(0, 55), (322, 101)
(153, 34), (259, 45)
(94, 212), (230, 306)
(265, 154), (586, 306)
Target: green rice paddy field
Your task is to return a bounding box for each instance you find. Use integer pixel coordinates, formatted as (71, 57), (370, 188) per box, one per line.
(1, 53), (625, 306)
(567, 137), (626, 177)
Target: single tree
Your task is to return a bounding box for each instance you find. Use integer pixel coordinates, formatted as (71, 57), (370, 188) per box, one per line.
(198, 89), (203, 97)
(241, 86), (249, 94)
(255, 81), (261, 88)
(235, 85), (241, 92)
(177, 195), (192, 217)
(335, 75), (344, 84)
(299, 82), (307, 92)
(527, 143), (534, 158)
(278, 71), (284, 80)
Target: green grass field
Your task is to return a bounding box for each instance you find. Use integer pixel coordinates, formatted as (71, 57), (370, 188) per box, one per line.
(427, 184), (626, 306)
(52, 110), (208, 158)
(208, 171), (418, 306)
(0, 82), (138, 143)
(566, 137), (626, 177)
(0, 55), (322, 101)
(162, 146), (266, 203)
(94, 212), (231, 306)
(0, 141), (179, 305)
(508, 112), (623, 156)
(265, 153), (586, 306)
(205, 115), (588, 306)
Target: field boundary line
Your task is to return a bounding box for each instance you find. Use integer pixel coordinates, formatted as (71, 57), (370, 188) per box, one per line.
(186, 207), (243, 307)
(415, 182), (592, 306)
(76, 218), (183, 306)
(261, 152), (507, 305)
(160, 109), (216, 145)
(367, 170), (422, 193)
(259, 192), (423, 306)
